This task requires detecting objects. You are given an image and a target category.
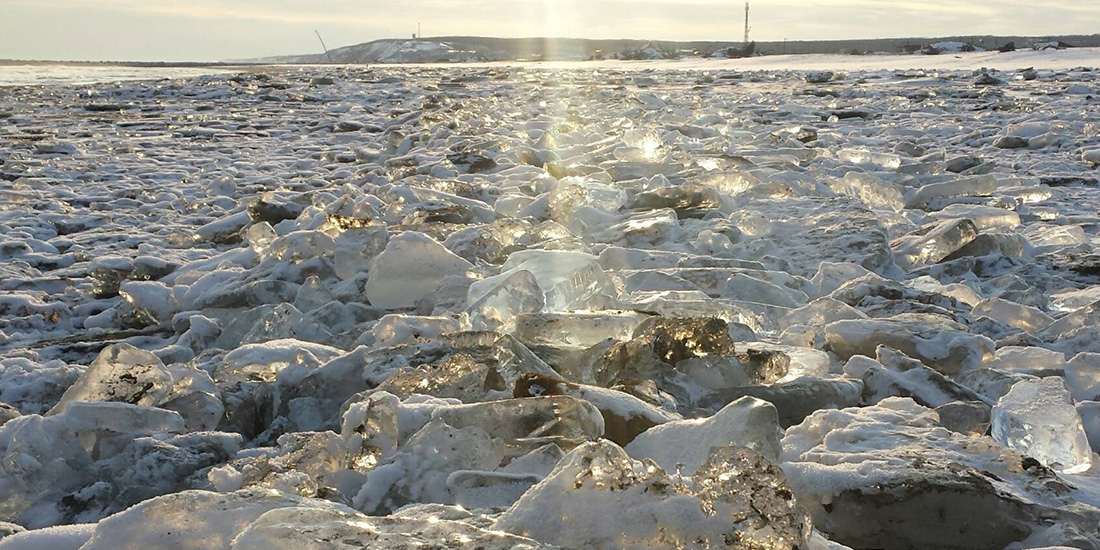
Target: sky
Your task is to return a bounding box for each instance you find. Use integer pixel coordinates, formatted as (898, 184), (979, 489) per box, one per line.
(2, 0), (1098, 62)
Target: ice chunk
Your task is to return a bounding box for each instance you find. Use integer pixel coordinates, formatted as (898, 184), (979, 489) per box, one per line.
(625, 396), (781, 473)
(431, 395), (604, 456)
(469, 250), (614, 312)
(829, 172), (905, 212)
(352, 419), (503, 514)
(825, 317), (993, 375)
(515, 310), (644, 348)
(371, 314), (462, 347)
(365, 231), (473, 310)
(891, 219), (978, 269)
(722, 273), (809, 307)
(906, 174), (997, 209)
(991, 377), (1092, 474)
(513, 373), (679, 446)
(932, 204), (1020, 230)
(331, 223), (389, 281)
(494, 440), (810, 550)
(231, 506), (549, 550)
(972, 298), (1053, 333)
(0, 524), (93, 550)
(547, 176), (627, 234)
(467, 270), (544, 333)
(77, 489), (347, 550)
(50, 344), (174, 415)
(61, 401), (185, 434)
(855, 347), (991, 407)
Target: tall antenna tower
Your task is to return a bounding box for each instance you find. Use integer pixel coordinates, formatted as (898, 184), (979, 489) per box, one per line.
(315, 30), (333, 63)
(743, 1), (750, 44)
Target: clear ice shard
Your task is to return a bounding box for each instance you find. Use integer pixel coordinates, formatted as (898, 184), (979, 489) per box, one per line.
(467, 269), (545, 333)
(468, 250), (614, 313)
(991, 377), (1092, 474)
(365, 231), (474, 310)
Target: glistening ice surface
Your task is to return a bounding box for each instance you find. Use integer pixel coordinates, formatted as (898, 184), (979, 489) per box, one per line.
(1, 60), (1100, 550)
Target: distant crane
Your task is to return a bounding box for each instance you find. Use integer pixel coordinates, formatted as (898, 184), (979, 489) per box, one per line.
(315, 30), (334, 63)
(743, 1), (750, 45)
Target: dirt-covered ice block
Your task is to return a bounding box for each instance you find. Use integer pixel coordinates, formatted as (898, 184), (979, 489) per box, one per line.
(991, 377), (1092, 474)
(782, 398), (1100, 550)
(365, 231), (473, 310)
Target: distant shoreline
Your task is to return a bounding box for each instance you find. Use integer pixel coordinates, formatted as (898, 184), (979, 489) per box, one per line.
(5, 32), (1099, 66)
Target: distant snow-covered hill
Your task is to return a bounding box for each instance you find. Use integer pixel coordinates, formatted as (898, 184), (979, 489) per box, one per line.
(248, 39), (490, 64)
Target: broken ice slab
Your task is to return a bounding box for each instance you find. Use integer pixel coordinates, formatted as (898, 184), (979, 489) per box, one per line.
(1050, 286), (1100, 313)
(891, 218), (978, 270)
(547, 176), (628, 234)
(931, 204), (1020, 230)
(781, 398), (1099, 550)
(232, 503), (549, 550)
(693, 377), (863, 428)
(514, 310), (645, 348)
(828, 171), (906, 212)
(940, 232), (1027, 261)
(468, 250), (615, 313)
(984, 346), (1068, 378)
(1080, 401), (1100, 452)
(365, 231), (474, 310)
(370, 314), (463, 347)
(625, 396), (781, 473)
(935, 401), (991, 436)
(466, 270), (544, 333)
(836, 149), (902, 171)
(906, 174), (997, 210)
(330, 223), (389, 281)
(50, 344), (174, 415)
(494, 440), (810, 550)
(76, 489), (350, 550)
(971, 298), (1053, 333)
(592, 317), (792, 409)
(991, 377), (1092, 474)
(353, 418), (504, 514)
(851, 347), (992, 408)
(447, 470), (543, 509)
(628, 184), (721, 218)
(61, 401), (185, 435)
(587, 208), (680, 247)
(89, 255), (133, 298)
(431, 395), (604, 456)
(1038, 299), (1100, 341)
(824, 316), (994, 375)
(512, 373), (679, 446)
(721, 273), (809, 308)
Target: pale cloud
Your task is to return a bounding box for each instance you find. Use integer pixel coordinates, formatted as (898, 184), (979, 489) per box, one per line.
(1, 0), (1095, 61)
